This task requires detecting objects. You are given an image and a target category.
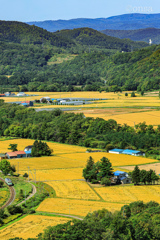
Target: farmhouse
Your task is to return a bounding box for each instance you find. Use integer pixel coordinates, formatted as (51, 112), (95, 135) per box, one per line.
(113, 171), (131, 184)
(6, 151), (26, 159)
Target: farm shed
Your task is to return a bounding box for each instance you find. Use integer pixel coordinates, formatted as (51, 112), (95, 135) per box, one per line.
(6, 151), (26, 159)
(17, 92), (26, 97)
(109, 149), (124, 154)
(122, 149), (145, 156)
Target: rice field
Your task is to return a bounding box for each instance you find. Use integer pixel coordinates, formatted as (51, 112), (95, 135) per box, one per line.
(46, 180), (100, 200)
(95, 185), (160, 204)
(63, 152), (158, 167)
(0, 215), (69, 239)
(0, 139), (86, 154)
(20, 168), (84, 181)
(37, 198), (124, 216)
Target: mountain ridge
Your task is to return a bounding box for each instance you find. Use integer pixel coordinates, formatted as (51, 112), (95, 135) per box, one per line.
(26, 13), (160, 32)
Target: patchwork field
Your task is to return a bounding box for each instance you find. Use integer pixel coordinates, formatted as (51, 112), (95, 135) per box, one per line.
(0, 215), (69, 239)
(37, 198), (124, 216)
(0, 137), (160, 239)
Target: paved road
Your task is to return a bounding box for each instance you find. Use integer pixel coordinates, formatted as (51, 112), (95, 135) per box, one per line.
(0, 177), (16, 209)
(37, 211), (83, 221)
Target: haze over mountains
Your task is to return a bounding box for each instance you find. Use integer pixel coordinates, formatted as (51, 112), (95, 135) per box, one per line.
(27, 13), (160, 32)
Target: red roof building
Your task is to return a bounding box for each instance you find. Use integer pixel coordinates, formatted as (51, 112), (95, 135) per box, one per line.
(6, 151), (26, 159)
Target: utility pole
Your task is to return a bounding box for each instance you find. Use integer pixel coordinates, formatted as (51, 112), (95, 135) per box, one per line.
(28, 166), (30, 182)
(18, 162), (19, 175)
(34, 169), (36, 183)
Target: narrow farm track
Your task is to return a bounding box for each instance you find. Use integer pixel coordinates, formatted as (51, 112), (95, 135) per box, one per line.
(17, 183), (37, 206)
(0, 177), (16, 209)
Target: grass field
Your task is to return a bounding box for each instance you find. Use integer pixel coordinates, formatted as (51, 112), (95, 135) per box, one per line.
(0, 215), (69, 239)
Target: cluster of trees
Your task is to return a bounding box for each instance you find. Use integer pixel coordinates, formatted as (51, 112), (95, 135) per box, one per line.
(31, 140), (53, 157)
(83, 156), (113, 185)
(0, 159), (15, 175)
(131, 166), (159, 185)
(10, 201), (160, 240)
(1, 103), (160, 157)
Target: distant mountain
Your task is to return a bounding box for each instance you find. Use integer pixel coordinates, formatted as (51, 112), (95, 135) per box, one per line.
(101, 28), (160, 44)
(55, 28), (148, 51)
(0, 20), (75, 47)
(27, 13), (160, 32)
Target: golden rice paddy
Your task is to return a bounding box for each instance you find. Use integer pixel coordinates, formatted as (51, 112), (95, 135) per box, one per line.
(0, 215), (69, 239)
(20, 168), (84, 181)
(95, 185), (160, 204)
(37, 198), (124, 216)
(63, 152), (158, 167)
(47, 180), (100, 200)
(0, 188), (9, 207)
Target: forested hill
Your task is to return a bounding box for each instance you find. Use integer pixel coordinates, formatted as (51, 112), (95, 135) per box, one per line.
(55, 28), (148, 50)
(0, 20), (75, 47)
(27, 13), (160, 32)
(101, 28), (160, 44)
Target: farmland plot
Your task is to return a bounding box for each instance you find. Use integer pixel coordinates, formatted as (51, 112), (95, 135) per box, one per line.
(47, 180), (100, 200)
(37, 198), (124, 216)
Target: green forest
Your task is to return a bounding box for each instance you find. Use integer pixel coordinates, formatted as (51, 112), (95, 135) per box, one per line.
(0, 101), (160, 158)
(1, 21), (160, 92)
(9, 201), (160, 240)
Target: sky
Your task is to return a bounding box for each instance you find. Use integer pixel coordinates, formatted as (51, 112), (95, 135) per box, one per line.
(0, 0), (159, 22)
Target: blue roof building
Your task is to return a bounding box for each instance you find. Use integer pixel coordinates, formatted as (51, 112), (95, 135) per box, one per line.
(24, 150), (32, 157)
(114, 171), (126, 176)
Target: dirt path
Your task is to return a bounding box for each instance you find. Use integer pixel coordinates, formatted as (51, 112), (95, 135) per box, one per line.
(17, 183), (37, 206)
(0, 177), (16, 209)
(37, 211), (83, 220)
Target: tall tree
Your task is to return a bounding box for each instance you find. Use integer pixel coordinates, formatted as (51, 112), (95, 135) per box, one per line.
(8, 144), (18, 152)
(132, 165), (140, 185)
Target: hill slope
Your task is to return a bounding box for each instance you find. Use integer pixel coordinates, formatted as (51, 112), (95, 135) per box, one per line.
(0, 20), (75, 47)
(101, 28), (160, 44)
(55, 28), (148, 51)
(26, 13), (160, 32)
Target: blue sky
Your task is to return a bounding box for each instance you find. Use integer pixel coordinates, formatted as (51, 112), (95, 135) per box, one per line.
(0, 0), (159, 22)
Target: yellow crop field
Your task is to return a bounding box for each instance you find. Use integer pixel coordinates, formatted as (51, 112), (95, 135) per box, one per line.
(96, 185), (160, 204)
(20, 168), (83, 181)
(88, 110), (160, 126)
(63, 152), (158, 167)
(47, 180), (100, 200)
(0, 139), (86, 154)
(8, 155), (86, 171)
(37, 198), (124, 216)
(0, 215), (69, 239)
